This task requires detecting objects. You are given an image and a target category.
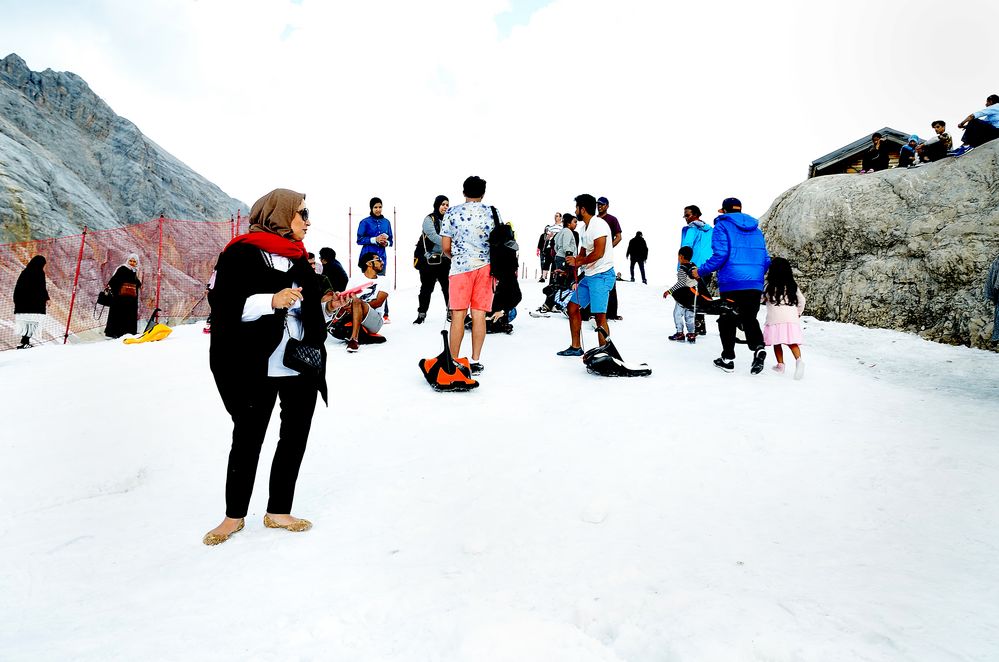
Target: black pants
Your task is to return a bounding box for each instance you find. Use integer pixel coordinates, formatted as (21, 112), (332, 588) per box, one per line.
(607, 283), (619, 317)
(717, 289), (764, 360)
(695, 275), (713, 333)
(418, 262), (449, 313)
(216, 374), (319, 519)
(962, 118), (999, 148)
(629, 260), (646, 282)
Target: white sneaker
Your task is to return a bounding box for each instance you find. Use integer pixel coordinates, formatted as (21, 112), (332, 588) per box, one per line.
(793, 360), (805, 380)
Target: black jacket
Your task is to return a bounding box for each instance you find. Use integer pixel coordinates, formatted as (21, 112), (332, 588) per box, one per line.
(322, 259), (349, 293)
(209, 242), (328, 403)
(13, 257), (49, 314)
(626, 236), (648, 262)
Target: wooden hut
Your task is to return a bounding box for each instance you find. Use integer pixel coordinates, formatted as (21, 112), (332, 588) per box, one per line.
(808, 128), (912, 178)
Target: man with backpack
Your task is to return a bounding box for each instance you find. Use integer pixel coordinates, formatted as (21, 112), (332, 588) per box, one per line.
(441, 175), (508, 375)
(536, 214), (561, 282)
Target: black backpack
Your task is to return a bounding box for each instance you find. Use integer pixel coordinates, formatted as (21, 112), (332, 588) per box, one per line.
(488, 206), (519, 278)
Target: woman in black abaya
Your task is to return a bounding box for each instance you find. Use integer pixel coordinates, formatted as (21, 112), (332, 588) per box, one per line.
(104, 253), (142, 338)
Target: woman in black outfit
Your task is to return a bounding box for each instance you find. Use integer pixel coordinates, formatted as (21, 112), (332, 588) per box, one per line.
(104, 253), (142, 338)
(414, 195), (451, 324)
(203, 188), (329, 546)
(13, 255), (49, 348)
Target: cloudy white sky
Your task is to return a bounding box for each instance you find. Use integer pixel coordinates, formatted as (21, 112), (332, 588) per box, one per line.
(1, 0), (997, 268)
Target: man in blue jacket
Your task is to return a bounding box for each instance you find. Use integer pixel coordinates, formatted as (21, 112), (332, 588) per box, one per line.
(692, 197), (771, 375)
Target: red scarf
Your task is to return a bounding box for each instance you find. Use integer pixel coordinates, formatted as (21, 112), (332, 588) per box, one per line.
(225, 232), (307, 260)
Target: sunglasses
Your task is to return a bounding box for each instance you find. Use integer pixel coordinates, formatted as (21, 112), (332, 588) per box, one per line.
(298, 208), (309, 222)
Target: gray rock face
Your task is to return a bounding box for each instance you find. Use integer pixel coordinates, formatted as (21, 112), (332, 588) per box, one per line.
(760, 140), (999, 349)
(0, 53), (246, 242)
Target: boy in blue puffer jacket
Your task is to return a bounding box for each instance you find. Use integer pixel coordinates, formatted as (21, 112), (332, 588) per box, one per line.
(691, 197), (771, 375)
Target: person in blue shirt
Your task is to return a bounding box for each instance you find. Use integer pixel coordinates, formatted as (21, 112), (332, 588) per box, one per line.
(953, 94), (999, 155)
(692, 197), (771, 375)
(356, 197), (394, 321)
(680, 205), (714, 335)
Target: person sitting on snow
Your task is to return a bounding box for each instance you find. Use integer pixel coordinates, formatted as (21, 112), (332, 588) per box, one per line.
(324, 251), (389, 353)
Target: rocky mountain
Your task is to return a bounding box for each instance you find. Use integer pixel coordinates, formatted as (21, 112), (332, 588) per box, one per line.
(760, 140), (999, 349)
(0, 53), (246, 242)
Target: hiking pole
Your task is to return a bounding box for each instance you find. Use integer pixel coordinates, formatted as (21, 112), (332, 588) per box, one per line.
(691, 273), (698, 339)
(180, 290), (209, 323)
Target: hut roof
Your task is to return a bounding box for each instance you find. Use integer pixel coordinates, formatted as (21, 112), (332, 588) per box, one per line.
(809, 127), (912, 175)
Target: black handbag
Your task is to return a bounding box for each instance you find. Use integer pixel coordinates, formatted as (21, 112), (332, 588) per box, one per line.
(282, 316), (323, 377)
(97, 285), (114, 307)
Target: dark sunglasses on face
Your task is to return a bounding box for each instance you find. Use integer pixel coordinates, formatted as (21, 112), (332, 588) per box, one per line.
(298, 208), (309, 222)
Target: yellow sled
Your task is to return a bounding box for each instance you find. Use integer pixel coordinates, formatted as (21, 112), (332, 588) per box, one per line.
(124, 323), (173, 344)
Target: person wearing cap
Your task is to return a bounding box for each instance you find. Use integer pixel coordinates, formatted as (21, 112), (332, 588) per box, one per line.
(691, 197), (771, 375)
(596, 196), (623, 319)
(356, 197), (394, 322)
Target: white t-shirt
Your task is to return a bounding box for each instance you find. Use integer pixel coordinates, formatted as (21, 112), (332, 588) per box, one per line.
(579, 216), (615, 276)
(346, 274), (385, 313)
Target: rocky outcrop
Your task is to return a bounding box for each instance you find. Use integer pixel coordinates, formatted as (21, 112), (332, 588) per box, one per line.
(0, 53), (246, 242)
(761, 139), (999, 348)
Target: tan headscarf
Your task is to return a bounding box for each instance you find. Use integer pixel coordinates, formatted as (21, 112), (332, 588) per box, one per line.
(248, 188), (306, 237)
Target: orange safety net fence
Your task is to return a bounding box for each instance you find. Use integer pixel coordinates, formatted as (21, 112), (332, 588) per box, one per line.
(0, 215), (250, 351)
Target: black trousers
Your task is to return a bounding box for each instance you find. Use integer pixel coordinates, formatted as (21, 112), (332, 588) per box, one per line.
(629, 260), (646, 282)
(607, 283), (619, 317)
(962, 118), (999, 148)
(215, 374), (319, 519)
(417, 262), (450, 313)
(717, 289), (764, 360)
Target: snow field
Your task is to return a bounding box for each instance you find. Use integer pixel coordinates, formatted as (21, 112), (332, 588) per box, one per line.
(1, 280), (997, 661)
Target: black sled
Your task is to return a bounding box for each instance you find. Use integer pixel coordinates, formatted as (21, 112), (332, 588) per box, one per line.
(582, 339), (652, 377)
(418, 330), (479, 391)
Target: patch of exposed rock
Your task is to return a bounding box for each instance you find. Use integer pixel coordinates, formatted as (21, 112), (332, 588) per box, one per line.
(760, 140), (999, 349)
(0, 53), (246, 242)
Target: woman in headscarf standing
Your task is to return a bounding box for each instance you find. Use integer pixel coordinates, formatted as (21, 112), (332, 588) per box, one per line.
(203, 188), (328, 546)
(104, 253), (142, 338)
(356, 196), (393, 322)
(13, 255), (49, 348)
(414, 195), (451, 324)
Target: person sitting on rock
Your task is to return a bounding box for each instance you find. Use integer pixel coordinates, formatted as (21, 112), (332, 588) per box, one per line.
(860, 133), (892, 173)
(952, 94), (999, 155)
(916, 121), (952, 162)
(898, 135), (919, 168)
(324, 251), (388, 353)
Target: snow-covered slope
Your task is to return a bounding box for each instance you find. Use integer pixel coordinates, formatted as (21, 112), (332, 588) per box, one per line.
(1, 281), (997, 661)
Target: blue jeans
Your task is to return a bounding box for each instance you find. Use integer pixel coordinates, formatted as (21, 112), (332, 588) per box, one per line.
(673, 302), (694, 333)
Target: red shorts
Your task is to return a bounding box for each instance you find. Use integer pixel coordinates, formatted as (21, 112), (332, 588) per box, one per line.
(449, 265), (495, 312)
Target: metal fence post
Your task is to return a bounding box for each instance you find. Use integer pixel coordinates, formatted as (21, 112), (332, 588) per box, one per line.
(63, 226), (88, 344)
(156, 215), (164, 317)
